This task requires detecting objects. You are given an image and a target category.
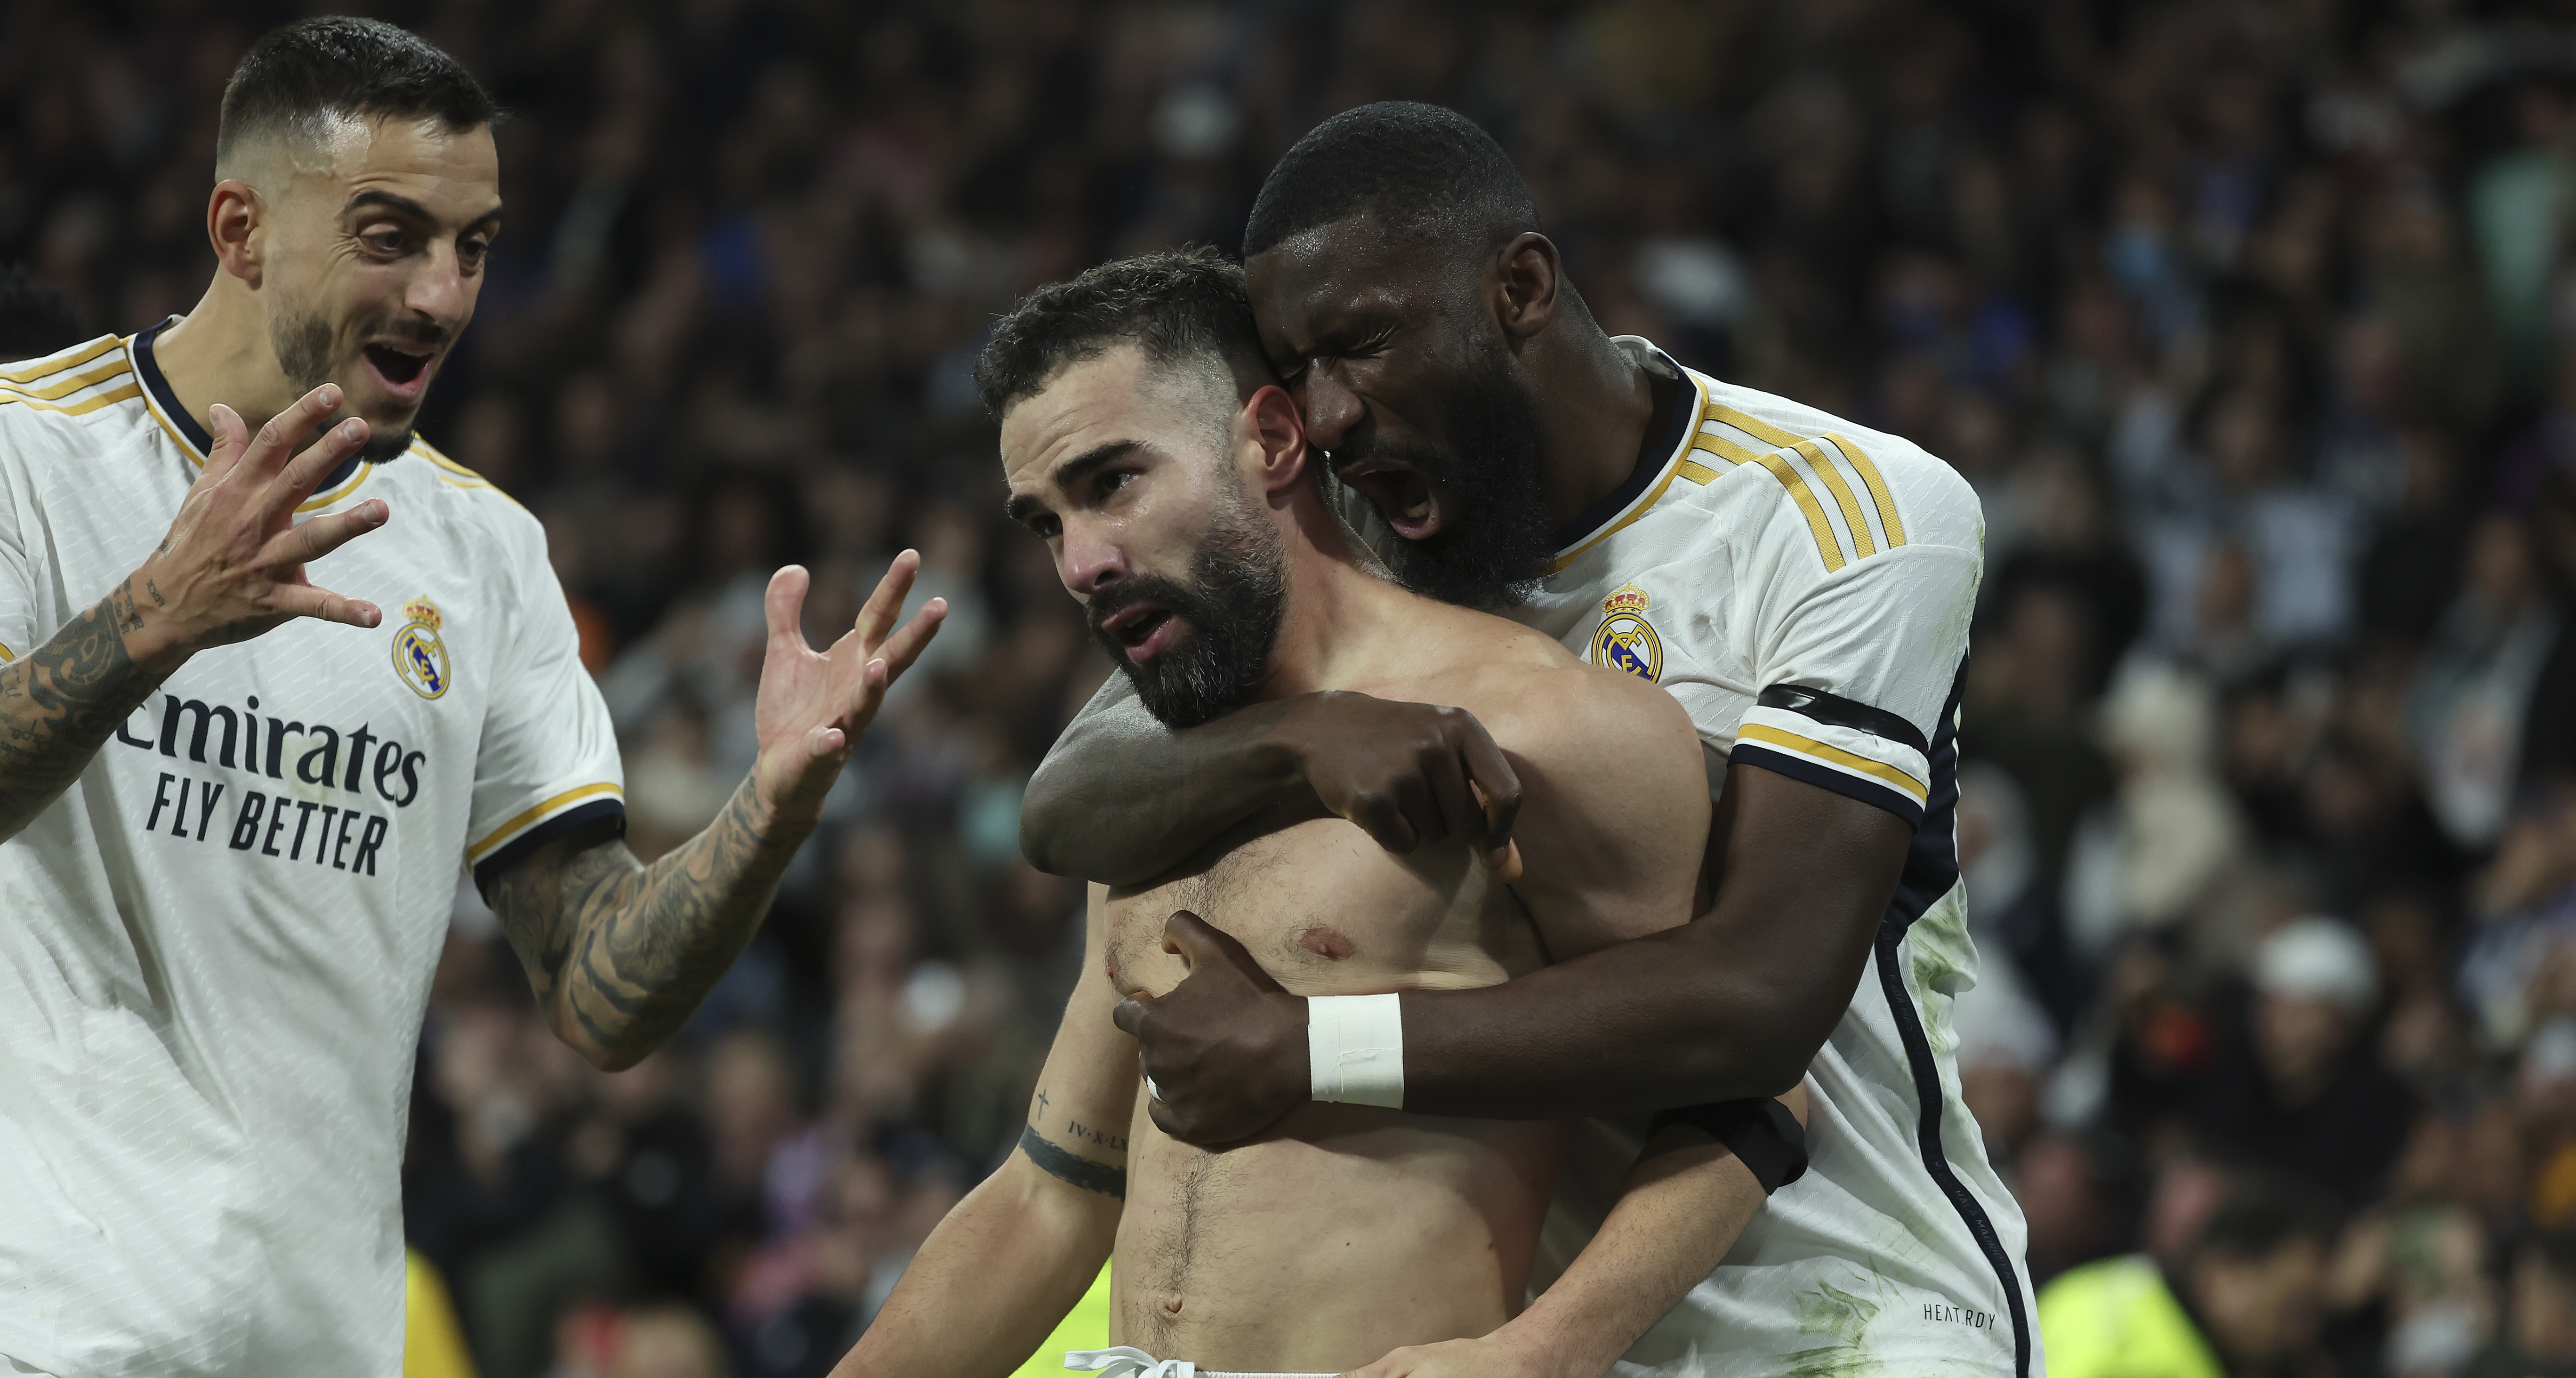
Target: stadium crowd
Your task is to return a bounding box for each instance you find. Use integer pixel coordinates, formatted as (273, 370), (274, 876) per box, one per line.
(7, 0), (2576, 1375)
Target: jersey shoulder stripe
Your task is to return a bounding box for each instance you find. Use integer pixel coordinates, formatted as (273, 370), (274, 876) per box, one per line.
(1674, 377), (1931, 575)
(0, 334), (121, 385)
(408, 436), (532, 516)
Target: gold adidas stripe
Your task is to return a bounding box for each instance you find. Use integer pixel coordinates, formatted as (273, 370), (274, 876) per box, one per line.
(0, 358), (131, 403)
(0, 382), (143, 418)
(1829, 433), (1905, 547)
(1748, 451), (1845, 572)
(1793, 437), (1876, 560)
(1677, 459), (1720, 484)
(0, 336), (118, 385)
(1707, 403), (1800, 450)
(1737, 723), (1928, 802)
(467, 782), (626, 863)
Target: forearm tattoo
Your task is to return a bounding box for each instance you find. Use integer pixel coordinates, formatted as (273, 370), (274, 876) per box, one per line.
(1019, 1125), (1127, 1199)
(484, 778), (812, 1064)
(0, 581), (167, 838)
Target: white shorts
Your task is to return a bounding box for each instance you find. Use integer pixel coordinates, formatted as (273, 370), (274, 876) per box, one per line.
(1064, 1345), (1335, 1378)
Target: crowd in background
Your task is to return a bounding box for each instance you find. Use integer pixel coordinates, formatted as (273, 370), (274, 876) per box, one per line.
(8, 0), (2576, 1375)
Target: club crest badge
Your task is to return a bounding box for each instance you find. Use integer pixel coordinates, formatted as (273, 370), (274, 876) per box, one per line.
(393, 596), (450, 700)
(1592, 584), (1663, 681)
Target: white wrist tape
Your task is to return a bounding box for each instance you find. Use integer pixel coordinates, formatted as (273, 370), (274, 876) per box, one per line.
(1306, 993), (1405, 1108)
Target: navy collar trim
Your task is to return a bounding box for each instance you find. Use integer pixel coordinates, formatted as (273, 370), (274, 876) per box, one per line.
(1550, 352), (1695, 550)
(132, 319), (366, 493)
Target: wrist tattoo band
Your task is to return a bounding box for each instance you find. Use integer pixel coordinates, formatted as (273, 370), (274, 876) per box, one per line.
(1307, 992), (1405, 1108)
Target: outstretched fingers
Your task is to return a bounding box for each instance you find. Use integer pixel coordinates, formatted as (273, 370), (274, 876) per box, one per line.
(268, 580), (383, 629)
(852, 549), (922, 647)
(871, 598), (947, 680)
(248, 385), (349, 483)
(261, 500), (390, 567)
(265, 417), (370, 514)
(763, 564), (813, 649)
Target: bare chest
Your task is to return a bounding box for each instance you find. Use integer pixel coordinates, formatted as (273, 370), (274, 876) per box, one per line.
(1104, 817), (1543, 999)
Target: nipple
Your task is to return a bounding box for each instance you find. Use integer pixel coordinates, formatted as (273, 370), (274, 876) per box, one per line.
(1298, 927), (1356, 960)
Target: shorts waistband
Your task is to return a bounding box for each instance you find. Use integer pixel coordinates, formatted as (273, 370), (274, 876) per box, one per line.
(1063, 1345), (1336, 1378)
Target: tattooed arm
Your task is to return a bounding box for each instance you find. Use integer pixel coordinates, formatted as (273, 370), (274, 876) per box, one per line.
(834, 883), (1135, 1378)
(487, 556), (945, 1072)
(0, 387), (384, 843)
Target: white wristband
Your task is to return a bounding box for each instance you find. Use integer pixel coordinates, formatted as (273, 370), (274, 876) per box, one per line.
(1307, 993), (1405, 1108)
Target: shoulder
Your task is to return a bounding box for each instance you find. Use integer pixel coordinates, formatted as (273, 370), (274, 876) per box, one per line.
(1676, 371), (1985, 572)
(394, 435), (539, 533)
(0, 335), (150, 455)
(1476, 656), (1703, 814)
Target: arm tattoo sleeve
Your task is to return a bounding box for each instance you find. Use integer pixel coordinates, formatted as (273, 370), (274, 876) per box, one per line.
(0, 581), (167, 840)
(1018, 1125), (1127, 1199)
(485, 777), (815, 1067)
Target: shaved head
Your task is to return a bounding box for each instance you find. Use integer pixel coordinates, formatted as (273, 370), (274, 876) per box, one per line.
(215, 16), (497, 188)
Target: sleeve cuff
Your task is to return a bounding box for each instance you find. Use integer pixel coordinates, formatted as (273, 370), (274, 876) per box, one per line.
(469, 784), (626, 891)
(1732, 699), (1930, 827)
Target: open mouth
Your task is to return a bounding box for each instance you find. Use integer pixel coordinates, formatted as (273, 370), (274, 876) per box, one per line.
(362, 342), (435, 392)
(1334, 459), (1445, 540)
(1097, 603), (1181, 664)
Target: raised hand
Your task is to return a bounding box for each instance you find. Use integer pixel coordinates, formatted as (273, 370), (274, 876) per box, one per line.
(124, 383), (390, 673)
(748, 552), (947, 822)
(1113, 910), (1310, 1145)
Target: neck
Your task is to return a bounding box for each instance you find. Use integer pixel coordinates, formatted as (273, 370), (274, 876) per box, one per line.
(152, 278), (298, 440)
(1528, 325), (1661, 527)
(1256, 486), (1441, 698)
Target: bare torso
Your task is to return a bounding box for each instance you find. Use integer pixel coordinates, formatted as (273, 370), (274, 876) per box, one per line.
(1103, 645), (1577, 1372)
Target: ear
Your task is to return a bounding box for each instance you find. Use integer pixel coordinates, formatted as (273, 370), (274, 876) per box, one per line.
(207, 180), (266, 287)
(1493, 232), (1563, 344)
(1240, 383), (1310, 497)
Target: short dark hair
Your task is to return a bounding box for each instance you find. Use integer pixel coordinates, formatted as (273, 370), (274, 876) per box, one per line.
(1243, 102), (1539, 258)
(974, 246), (1273, 420)
(217, 17), (498, 171)
(0, 265), (86, 361)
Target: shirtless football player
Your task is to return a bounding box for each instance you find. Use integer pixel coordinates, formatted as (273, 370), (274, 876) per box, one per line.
(836, 252), (1786, 1378)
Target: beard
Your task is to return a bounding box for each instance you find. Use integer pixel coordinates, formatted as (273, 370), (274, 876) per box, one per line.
(1338, 347), (1555, 610)
(1087, 491), (1288, 730)
(269, 305), (440, 463)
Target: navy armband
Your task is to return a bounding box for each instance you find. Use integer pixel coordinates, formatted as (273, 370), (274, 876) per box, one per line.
(1650, 1096), (1808, 1194)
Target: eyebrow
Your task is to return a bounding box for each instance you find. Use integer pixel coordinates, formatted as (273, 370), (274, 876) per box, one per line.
(344, 188), (504, 230)
(1005, 439), (1143, 526)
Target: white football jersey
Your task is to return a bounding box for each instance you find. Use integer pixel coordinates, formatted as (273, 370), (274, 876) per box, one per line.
(0, 327), (624, 1377)
(1336, 338), (2037, 1376)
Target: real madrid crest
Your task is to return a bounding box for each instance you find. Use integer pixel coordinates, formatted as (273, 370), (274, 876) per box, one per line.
(393, 596), (451, 700)
(1591, 583), (1664, 681)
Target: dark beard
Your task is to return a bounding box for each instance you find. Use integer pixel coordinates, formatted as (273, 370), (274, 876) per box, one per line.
(269, 307), (431, 463)
(1341, 351), (1554, 610)
(1087, 502), (1288, 730)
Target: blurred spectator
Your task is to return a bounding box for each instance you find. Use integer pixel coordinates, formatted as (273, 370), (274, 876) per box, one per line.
(2039, 1171), (2336, 1378)
(2465, 1233), (2576, 1378)
(2198, 918), (2414, 1208)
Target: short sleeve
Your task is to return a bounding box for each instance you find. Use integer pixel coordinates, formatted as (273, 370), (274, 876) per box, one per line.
(465, 518), (625, 890)
(1729, 540), (1980, 827)
(0, 461), (32, 664)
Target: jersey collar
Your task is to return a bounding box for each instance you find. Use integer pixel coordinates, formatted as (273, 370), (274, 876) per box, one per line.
(1547, 336), (1705, 571)
(130, 318), (366, 496)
